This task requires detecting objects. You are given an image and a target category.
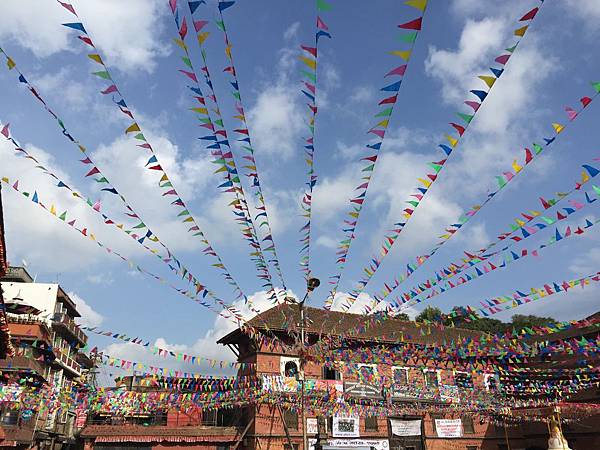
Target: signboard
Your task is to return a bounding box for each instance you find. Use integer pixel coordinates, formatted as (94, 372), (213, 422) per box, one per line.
(327, 439), (389, 450)
(344, 381), (382, 399)
(332, 416), (360, 437)
(390, 419), (421, 436)
(306, 418), (318, 434)
(261, 375), (299, 393)
(435, 419), (463, 438)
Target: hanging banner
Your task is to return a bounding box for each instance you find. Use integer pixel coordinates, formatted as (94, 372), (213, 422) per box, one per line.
(332, 416), (360, 437)
(435, 419), (463, 438)
(390, 419), (421, 436)
(306, 417), (319, 434)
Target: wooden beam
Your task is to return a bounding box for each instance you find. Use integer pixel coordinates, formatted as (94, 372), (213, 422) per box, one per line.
(232, 417), (255, 450)
(277, 404), (295, 450)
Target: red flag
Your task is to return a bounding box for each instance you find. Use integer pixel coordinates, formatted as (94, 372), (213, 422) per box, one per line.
(398, 17), (422, 30)
(519, 7), (538, 21)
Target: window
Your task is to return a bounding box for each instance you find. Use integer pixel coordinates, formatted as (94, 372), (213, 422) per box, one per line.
(365, 416), (378, 431)
(484, 373), (499, 392)
(424, 370), (439, 387)
(392, 367), (409, 385)
(284, 445), (299, 450)
(454, 371), (473, 389)
(323, 365), (341, 380)
(466, 446), (478, 450)
(281, 357), (301, 379)
(284, 361), (299, 379)
(284, 409), (298, 430)
(217, 446), (230, 450)
(202, 409), (217, 426)
(462, 416), (475, 434)
(357, 364), (377, 384)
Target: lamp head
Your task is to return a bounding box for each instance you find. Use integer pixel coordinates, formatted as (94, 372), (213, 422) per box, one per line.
(307, 277), (321, 292)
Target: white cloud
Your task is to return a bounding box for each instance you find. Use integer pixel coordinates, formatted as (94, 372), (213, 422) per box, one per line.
(0, 0), (169, 72)
(283, 22), (301, 41)
(1, 138), (109, 272)
(246, 84), (304, 160)
(569, 248), (600, 274)
(70, 291), (104, 327)
(564, 0), (600, 32)
(33, 68), (94, 111)
(86, 272), (114, 285)
(348, 86), (374, 104)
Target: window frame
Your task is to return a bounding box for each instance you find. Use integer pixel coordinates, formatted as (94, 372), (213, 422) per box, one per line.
(364, 415), (378, 432)
(423, 368), (440, 387)
(391, 366), (409, 385)
(356, 363), (378, 384)
(483, 373), (499, 391)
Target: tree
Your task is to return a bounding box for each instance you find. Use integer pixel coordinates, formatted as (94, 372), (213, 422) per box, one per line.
(395, 312), (410, 321)
(415, 306), (443, 323)
(510, 314), (557, 330)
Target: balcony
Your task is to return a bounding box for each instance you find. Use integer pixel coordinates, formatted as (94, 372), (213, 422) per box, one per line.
(0, 355), (48, 380)
(52, 313), (88, 346)
(54, 348), (82, 377)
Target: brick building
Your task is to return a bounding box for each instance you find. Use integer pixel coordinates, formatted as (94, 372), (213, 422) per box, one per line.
(70, 303), (600, 450)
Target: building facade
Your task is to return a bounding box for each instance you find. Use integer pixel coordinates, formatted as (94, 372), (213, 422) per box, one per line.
(74, 303), (600, 450)
(0, 267), (92, 449)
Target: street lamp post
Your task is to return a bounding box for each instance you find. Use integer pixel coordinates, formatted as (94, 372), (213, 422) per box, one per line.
(299, 277), (320, 450)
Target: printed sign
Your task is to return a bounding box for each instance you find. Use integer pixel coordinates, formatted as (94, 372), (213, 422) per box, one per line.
(328, 439), (389, 450)
(344, 381), (382, 399)
(435, 419), (463, 438)
(332, 416), (360, 437)
(390, 419), (421, 436)
(307, 418), (318, 434)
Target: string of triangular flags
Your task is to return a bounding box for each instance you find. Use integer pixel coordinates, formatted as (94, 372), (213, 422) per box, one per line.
(388, 164), (600, 312)
(165, 0), (279, 304)
(212, 0), (288, 293)
(324, 0), (430, 308)
(338, 1), (545, 312)
(56, 0), (249, 303)
(298, 0), (332, 280)
(366, 82), (600, 315)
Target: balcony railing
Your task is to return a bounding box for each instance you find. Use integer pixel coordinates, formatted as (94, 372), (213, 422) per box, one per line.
(52, 313), (88, 346)
(55, 348), (82, 376)
(0, 356), (47, 379)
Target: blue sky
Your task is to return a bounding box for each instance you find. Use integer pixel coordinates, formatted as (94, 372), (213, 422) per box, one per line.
(1, 0), (600, 381)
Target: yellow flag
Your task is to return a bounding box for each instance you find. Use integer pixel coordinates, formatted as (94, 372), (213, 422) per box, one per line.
(512, 159), (522, 173)
(445, 134), (458, 147)
(6, 58), (15, 70)
(514, 25), (528, 37)
(418, 177), (432, 188)
(390, 50), (412, 61)
(87, 54), (103, 64)
(405, 0), (427, 11)
(173, 38), (187, 51)
(515, 219), (525, 226)
(552, 123), (564, 134)
(375, 119), (389, 128)
(225, 44), (233, 60)
(1, 177), (8, 183)
(190, 107), (208, 115)
(198, 32), (210, 45)
(299, 56), (316, 70)
(50, 205), (56, 215)
(581, 170), (590, 184)
(478, 75), (496, 88)
(125, 123), (140, 134)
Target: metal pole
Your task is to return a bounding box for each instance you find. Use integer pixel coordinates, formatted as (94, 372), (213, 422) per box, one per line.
(300, 301), (307, 450)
